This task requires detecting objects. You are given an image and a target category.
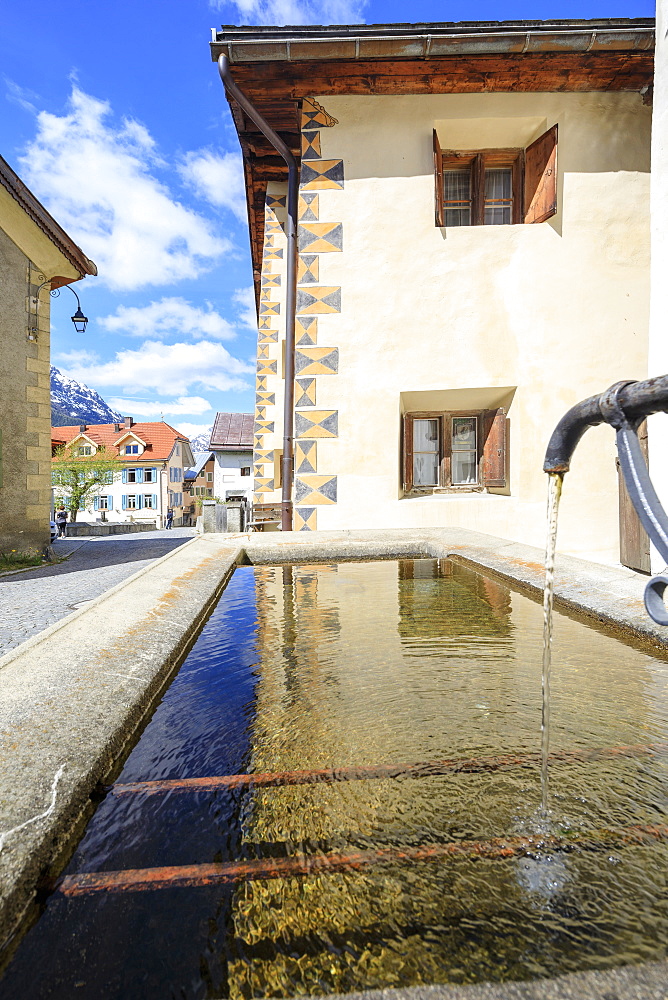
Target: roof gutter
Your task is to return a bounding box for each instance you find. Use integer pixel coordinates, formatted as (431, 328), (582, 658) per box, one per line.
(211, 26), (654, 63)
(217, 54), (298, 532)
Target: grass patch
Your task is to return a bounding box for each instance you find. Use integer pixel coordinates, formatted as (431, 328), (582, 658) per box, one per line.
(0, 551), (46, 571)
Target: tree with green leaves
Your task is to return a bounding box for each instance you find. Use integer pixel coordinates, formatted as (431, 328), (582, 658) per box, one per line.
(52, 445), (123, 523)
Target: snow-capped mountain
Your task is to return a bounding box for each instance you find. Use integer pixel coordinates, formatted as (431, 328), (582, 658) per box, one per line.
(50, 367), (123, 426)
(187, 428), (213, 453)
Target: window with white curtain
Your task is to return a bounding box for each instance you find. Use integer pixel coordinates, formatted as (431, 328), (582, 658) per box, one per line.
(402, 409), (507, 494)
(433, 126), (558, 228)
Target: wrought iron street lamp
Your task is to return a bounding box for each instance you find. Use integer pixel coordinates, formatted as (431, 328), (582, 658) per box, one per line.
(32, 279), (89, 338)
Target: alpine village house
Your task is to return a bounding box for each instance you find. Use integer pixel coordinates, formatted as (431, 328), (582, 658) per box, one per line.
(212, 17), (656, 568)
(51, 419), (194, 528)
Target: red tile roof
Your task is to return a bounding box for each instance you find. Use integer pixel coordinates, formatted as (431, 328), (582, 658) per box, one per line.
(209, 412), (254, 451)
(51, 421), (190, 462)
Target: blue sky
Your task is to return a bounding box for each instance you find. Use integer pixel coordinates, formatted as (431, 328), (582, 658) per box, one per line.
(1, 0), (654, 440)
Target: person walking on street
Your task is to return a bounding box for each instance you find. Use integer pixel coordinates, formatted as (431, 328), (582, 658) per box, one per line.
(55, 506), (68, 538)
(165, 507), (174, 529)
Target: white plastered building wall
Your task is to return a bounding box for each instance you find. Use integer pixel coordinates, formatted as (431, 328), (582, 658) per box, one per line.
(649, 1), (668, 573)
(212, 450), (254, 501)
(286, 90), (651, 563)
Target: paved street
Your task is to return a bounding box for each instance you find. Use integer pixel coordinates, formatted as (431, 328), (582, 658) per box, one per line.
(0, 528), (196, 656)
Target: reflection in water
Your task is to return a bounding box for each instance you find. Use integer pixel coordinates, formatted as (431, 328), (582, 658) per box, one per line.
(2, 560), (668, 1000)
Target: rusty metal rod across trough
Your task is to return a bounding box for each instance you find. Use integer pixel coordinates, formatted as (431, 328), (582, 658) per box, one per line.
(109, 742), (668, 798)
(53, 823), (668, 897)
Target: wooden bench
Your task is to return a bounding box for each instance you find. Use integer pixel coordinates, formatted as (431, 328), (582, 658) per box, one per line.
(248, 501), (290, 531)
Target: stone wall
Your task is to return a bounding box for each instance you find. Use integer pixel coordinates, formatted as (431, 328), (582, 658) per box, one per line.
(0, 230), (51, 556)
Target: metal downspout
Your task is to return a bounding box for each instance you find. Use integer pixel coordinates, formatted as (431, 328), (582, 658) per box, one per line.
(217, 54), (298, 531)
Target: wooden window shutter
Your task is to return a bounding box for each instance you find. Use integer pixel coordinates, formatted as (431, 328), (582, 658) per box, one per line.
(403, 414), (414, 490)
(524, 124), (558, 224)
(481, 409), (507, 487)
(433, 130), (444, 227)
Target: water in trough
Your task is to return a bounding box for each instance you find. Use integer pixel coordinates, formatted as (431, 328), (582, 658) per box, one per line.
(1, 558), (668, 999)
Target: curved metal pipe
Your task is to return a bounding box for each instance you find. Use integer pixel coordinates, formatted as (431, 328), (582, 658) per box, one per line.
(217, 54), (298, 531)
(544, 375), (668, 474)
(544, 374), (668, 625)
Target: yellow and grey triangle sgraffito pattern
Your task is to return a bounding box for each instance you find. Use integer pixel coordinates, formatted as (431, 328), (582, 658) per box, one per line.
(295, 410), (338, 439)
(297, 254), (319, 284)
(296, 286), (341, 315)
(295, 440), (317, 474)
(301, 130), (321, 159)
(298, 222), (343, 253)
(295, 474), (337, 505)
(301, 96), (338, 130)
(300, 159), (344, 192)
(296, 317), (318, 346)
(295, 347), (339, 376)
(294, 507), (318, 531)
(253, 195), (285, 492)
(298, 193), (319, 222)
(267, 193), (287, 210)
(291, 96), (344, 526)
(295, 377), (316, 407)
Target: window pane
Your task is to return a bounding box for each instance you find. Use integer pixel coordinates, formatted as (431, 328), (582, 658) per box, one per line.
(443, 169), (471, 227)
(445, 207), (471, 227)
(413, 418), (439, 486)
(452, 451), (478, 485)
(413, 419), (439, 452)
(414, 452), (439, 486)
(484, 168), (512, 226)
(484, 205), (511, 225)
(452, 417), (476, 450)
(452, 418), (477, 485)
(485, 168), (511, 199)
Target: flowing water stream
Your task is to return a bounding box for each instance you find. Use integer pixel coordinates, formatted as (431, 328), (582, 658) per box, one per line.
(541, 472), (564, 814)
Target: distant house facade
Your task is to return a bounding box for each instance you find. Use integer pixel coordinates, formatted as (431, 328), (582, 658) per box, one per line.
(0, 154), (96, 556)
(213, 19), (655, 565)
(184, 450), (215, 524)
(51, 418), (194, 527)
(209, 412), (254, 502)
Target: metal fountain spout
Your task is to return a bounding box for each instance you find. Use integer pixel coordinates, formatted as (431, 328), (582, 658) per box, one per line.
(543, 375), (668, 626)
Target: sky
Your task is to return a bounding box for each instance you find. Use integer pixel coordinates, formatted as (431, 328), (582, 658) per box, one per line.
(1, 0), (655, 442)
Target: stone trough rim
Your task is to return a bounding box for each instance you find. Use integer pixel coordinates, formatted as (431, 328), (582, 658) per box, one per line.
(0, 525), (667, 999)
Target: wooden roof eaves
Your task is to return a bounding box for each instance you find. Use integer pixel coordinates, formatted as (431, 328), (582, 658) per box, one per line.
(219, 45), (654, 288)
(0, 154), (97, 279)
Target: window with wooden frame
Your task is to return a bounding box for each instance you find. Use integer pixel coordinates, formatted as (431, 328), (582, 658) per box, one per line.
(402, 409), (507, 494)
(433, 126), (558, 227)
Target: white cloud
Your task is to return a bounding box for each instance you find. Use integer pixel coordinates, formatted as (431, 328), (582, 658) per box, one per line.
(174, 422), (214, 440)
(59, 340), (254, 395)
(107, 395), (213, 417)
(19, 88), (230, 290)
(4, 77), (39, 114)
(213, 0), (367, 23)
(233, 286), (257, 329)
(179, 150), (246, 222)
(54, 348), (100, 367)
(100, 297), (235, 340)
